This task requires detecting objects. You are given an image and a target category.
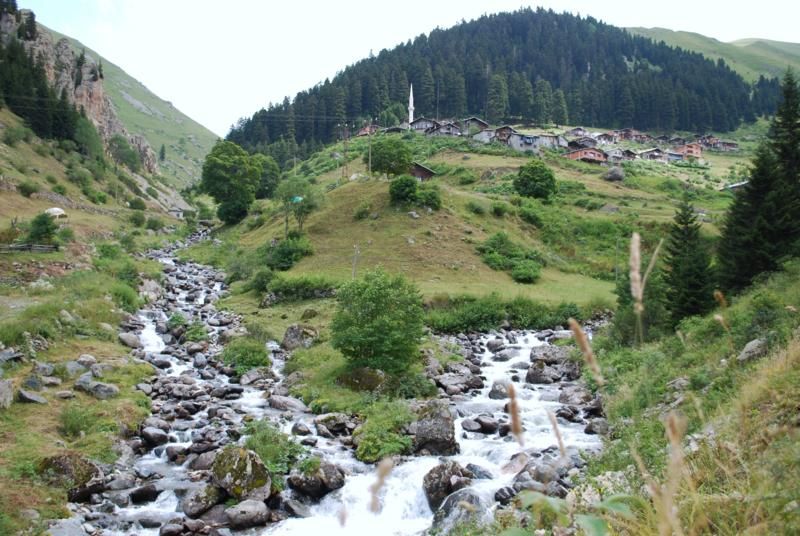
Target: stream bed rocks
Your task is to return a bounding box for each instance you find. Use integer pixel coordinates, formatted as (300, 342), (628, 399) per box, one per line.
(45, 232), (604, 536)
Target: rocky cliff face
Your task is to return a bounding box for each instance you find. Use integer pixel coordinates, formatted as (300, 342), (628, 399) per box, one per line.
(0, 11), (159, 175)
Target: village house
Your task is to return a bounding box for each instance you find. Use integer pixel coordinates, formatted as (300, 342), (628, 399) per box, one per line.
(565, 147), (607, 164)
(427, 122), (462, 137)
(675, 142), (703, 159)
(507, 133), (538, 152)
(356, 124), (379, 137)
(472, 129), (496, 143)
(669, 136), (687, 146)
(639, 148), (666, 162)
(409, 162), (436, 181)
(719, 140), (739, 151)
(535, 134), (568, 149)
(655, 135), (670, 143)
(493, 125), (518, 143)
(596, 132), (617, 144)
(568, 136), (598, 150)
(667, 151), (685, 162)
(168, 206), (184, 219)
(410, 117), (440, 132)
(460, 116), (489, 132)
(604, 148), (637, 163)
(565, 126), (589, 137)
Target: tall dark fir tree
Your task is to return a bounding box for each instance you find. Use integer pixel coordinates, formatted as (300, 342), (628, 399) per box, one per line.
(664, 193), (713, 326)
(718, 70), (800, 291)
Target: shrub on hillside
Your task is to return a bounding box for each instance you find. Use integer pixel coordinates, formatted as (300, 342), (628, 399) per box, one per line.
(389, 175), (418, 205)
(129, 211), (146, 227)
(514, 159), (557, 199)
(518, 203), (543, 227)
(267, 274), (337, 302)
(17, 180), (39, 198)
(510, 260), (542, 283)
(466, 200), (486, 215)
(331, 269), (424, 373)
(222, 337), (270, 375)
(243, 419), (305, 475)
(245, 268), (275, 294)
(353, 202), (371, 220)
(3, 126), (32, 146)
(491, 202), (510, 217)
(27, 213), (57, 243)
(145, 217), (164, 231)
(52, 184), (67, 195)
(262, 234), (313, 271)
(129, 198), (146, 210)
(416, 184), (442, 210)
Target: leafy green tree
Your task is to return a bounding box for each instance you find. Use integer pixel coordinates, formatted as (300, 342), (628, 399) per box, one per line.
(331, 269), (424, 373)
(368, 136), (411, 177)
(514, 160), (556, 200)
(200, 140), (259, 225)
(718, 70), (800, 291)
(275, 177), (319, 235)
(27, 213), (57, 244)
(252, 153), (280, 199)
(109, 135), (142, 172)
(664, 194), (713, 326)
(389, 175), (417, 205)
(487, 74), (509, 123)
(73, 116), (103, 159)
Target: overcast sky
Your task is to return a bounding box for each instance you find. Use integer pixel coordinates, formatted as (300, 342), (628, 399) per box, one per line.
(25, 0), (800, 137)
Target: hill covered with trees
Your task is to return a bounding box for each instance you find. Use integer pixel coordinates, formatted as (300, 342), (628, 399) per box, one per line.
(228, 8), (779, 167)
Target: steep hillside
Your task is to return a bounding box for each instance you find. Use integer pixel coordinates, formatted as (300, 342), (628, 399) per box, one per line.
(628, 27), (800, 81)
(43, 25), (217, 188)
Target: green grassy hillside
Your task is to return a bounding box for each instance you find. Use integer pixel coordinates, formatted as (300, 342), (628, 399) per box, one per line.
(628, 27), (800, 81)
(41, 25), (217, 188)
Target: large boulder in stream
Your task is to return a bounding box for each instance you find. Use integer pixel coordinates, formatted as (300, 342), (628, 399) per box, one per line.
(118, 332), (142, 349)
(38, 453), (104, 503)
(225, 499), (270, 529)
(431, 489), (482, 532)
(287, 461), (346, 499)
(211, 446), (272, 501)
(411, 400), (458, 456)
(182, 483), (226, 518)
(423, 461), (473, 510)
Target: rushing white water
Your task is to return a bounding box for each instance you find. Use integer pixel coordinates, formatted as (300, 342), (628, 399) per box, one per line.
(263, 332), (601, 536)
(105, 243), (601, 536)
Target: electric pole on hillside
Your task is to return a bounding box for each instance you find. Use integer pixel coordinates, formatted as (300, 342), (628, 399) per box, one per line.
(343, 122), (350, 180)
(366, 118), (374, 175)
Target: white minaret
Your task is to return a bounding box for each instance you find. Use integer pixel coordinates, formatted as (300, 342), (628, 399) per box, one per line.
(408, 83), (414, 129)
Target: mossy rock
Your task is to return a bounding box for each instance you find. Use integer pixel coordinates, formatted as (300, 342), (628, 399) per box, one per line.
(37, 452), (100, 488)
(338, 367), (385, 391)
(211, 446), (272, 500)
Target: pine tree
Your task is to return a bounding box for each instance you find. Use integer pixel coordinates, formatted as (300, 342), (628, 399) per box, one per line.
(717, 70), (800, 291)
(159, 144), (166, 162)
(532, 79), (552, 125)
(552, 89), (568, 125)
(486, 74), (508, 123)
(665, 194), (713, 326)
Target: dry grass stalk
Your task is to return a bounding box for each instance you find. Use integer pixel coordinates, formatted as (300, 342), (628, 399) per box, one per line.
(456, 500), (478, 513)
(568, 318), (604, 386)
(368, 457), (394, 513)
(664, 412), (687, 536)
(643, 238), (664, 291)
(714, 314), (735, 353)
(676, 329), (686, 347)
(547, 410), (567, 461)
(629, 232), (644, 315)
(338, 504), (348, 527)
(507, 383), (524, 447)
(713, 290), (728, 309)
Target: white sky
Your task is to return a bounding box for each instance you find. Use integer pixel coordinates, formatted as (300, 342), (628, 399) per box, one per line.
(25, 0), (800, 137)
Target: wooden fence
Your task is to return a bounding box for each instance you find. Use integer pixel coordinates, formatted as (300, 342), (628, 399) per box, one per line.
(0, 243), (60, 253)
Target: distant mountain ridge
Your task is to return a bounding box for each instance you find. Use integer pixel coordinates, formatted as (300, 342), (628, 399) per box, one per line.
(41, 24), (217, 188)
(628, 27), (800, 81)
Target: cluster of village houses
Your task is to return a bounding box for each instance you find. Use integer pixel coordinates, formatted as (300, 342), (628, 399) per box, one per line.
(358, 116), (739, 168)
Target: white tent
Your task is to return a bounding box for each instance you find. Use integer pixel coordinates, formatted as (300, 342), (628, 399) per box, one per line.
(45, 207), (67, 218)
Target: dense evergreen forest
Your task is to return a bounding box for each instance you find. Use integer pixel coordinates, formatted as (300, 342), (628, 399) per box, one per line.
(227, 8), (781, 167)
(0, 2), (103, 156)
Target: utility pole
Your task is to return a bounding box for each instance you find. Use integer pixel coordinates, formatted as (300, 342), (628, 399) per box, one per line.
(367, 119), (373, 176)
(351, 244), (361, 279)
(343, 122), (349, 180)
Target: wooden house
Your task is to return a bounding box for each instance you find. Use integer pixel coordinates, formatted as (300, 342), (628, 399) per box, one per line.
(460, 116), (489, 132)
(669, 136), (687, 146)
(597, 132), (617, 144)
(639, 148), (666, 161)
(493, 125), (518, 143)
(675, 142), (703, 159)
(568, 136), (598, 150)
(564, 148), (607, 164)
(410, 117), (440, 132)
(566, 126), (589, 137)
(472, 129), (496, 143)
(507, 133), (538, 152)
(720, 140), (739, 151)
(427, 122), (462, 137)
(667, 152), (684, 162)
(409, 162), (436, 181)
(604, 148), (637, 163)
(356, 124), (379, 137)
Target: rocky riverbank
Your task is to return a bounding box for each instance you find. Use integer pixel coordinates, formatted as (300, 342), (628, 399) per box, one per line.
(45, 233), (606, 536)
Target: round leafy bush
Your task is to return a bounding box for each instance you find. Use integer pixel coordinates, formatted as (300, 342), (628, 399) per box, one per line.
(389, 175), (418, 205)
(416, 184), (442, 210)
(222, 337), (270, 375)
(511, 260), (542, 284)
(514, 159), (557, 199)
